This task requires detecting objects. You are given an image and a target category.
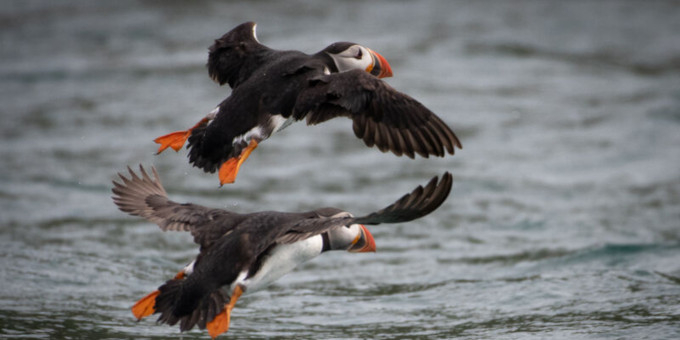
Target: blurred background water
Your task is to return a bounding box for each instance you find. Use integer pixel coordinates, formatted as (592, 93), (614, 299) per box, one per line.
(1, 0), (679, 339)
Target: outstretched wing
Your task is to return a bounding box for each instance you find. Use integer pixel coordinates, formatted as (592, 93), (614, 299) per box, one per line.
(353, 172), (453, 224)
(207, 21), (274, 88)
(295, 69), (462, 158)
(277, 172), (453, 244)
(111, 165), (244, 250)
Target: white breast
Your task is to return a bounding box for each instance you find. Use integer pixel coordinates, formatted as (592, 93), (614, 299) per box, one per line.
(237, 235), (324, 294)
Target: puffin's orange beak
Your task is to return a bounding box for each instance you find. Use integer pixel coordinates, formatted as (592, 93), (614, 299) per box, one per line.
(348, 225), (376, 253)
(366, 48), (393, 78)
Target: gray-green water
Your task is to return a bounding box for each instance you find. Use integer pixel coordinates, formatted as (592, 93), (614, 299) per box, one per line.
(2, 1), (679, 339)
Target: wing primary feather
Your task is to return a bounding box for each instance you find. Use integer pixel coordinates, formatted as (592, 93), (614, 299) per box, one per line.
(423, 123), (445, 157)
(394, 128), (413, 158)
(378, 123), (398, 155)
(353, 172), (453, 225)
(427, 118), (454, 155)
(403, 128), (429, 158)
(361, 118), (376, 148)
(372, 119), (386, 151)
(413, 127), (437, 158)
(112, 165), (233, 242)
(430, 113), (461, 151)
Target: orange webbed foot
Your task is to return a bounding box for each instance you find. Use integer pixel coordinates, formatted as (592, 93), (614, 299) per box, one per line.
(218, 139), (258, 186)
(206, 307), (231, 339)
(205, 285), (243, 338)
(131, 290), (160, 320)
(154, 130), (191, 153)
(154, 117), (212, 154)
(218, 158), (240, 186)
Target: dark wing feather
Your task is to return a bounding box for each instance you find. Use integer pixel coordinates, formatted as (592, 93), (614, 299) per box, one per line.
(207, 21), (273, 88)
(295, 70), (462, 158)
(111, 165), (244, 250)
(353, 172), (453, 225)
(277, 173), (453, 244)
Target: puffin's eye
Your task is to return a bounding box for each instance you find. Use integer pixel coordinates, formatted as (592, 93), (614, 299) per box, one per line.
(354, 48), (363, 59)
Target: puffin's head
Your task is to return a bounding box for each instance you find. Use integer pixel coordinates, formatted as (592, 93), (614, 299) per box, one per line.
(327, 223), (376, 253)
(322, 42), (393, 78)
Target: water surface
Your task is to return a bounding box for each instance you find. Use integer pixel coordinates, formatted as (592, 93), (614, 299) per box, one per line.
(1, 1), (679, 339)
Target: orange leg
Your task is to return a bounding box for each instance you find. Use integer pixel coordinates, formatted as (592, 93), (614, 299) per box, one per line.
(206, 285), (244, 339)
(154, 117), (211, 154)
(218, 139), (258, 186)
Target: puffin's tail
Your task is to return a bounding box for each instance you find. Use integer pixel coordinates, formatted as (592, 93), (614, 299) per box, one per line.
(187, 123), (228, 174)
(150, 277), (230, 332)
(187, 120), (259, 185)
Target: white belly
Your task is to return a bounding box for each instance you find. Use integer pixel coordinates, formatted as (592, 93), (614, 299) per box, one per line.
(238, 235), (323, 293)
(232, 115), (296, 146)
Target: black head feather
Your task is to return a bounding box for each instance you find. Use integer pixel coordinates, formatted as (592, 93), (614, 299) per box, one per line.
(207, 21), (268, 87)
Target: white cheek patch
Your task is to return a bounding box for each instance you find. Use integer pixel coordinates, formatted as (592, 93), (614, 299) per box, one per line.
(348, 223), (362, 235)
(332, 54), (372, 73)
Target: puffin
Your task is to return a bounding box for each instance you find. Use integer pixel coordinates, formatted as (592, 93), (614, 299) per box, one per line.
(112, 165), (453, 338)
(154, 21), (462, 185)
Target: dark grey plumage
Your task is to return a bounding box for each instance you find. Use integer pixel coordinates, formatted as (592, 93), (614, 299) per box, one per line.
(295, 69), (462, 158)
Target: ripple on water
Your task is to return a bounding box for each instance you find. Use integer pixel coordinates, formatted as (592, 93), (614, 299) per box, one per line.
(2, 1), (680, 339)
